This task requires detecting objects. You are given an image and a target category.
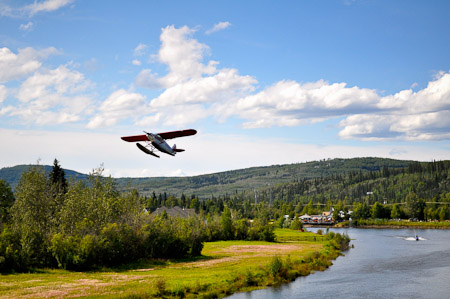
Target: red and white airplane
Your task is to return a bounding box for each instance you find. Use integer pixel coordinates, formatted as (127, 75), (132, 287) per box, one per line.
(121, 129), (197, 158)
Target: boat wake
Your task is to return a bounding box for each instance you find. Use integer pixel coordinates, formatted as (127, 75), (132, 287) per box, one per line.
(396, 236), (426, 241)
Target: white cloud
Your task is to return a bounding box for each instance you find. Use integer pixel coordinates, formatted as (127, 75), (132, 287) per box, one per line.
(132, 59), (141, 66)
(5, 64), (92, 125)
(0, 3), (13, 17)
(1, 0), (73, 17)
(132, 25), (256, 127)
(134, 43), (148, 56)
(206, 21), (231, 35)
(339, 72), (450, 141)
(0, 47), (57, 82)
(19, 21), (34, 31)
(157, 25), (215, 86)
(135, 69), (162, 89)
(17, 65), (87, 103)
(87, 89), (146, 128)
(134, 113), (162, 128)
(228, 79), (378, 128)
(0, 85), (7, 103)
(23, 0), (74, 17)
(128, 25), (450, 141)
(151, 68), (256, 107)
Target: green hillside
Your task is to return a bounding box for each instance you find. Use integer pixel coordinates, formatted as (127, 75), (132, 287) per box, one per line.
(114, 157), (413, 198)
(0, 157), (421, 199)
(0, 157), (413, 197)
(0, 164), (89, 188)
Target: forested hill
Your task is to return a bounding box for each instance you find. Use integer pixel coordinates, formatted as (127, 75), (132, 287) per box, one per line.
(115, 157), (414, 198)
(0, 165), (89, 188)
(1, 157), (414, 197)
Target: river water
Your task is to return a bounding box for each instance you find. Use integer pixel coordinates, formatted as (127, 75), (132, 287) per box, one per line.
(228, 228), (450, 299)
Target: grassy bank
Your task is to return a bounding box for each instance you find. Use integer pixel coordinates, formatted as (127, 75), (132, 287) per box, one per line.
(335, 219), (450, 229)
(0, 229), (349, 298)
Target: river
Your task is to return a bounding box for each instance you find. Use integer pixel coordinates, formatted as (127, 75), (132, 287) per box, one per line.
(228, 228), (450, 299)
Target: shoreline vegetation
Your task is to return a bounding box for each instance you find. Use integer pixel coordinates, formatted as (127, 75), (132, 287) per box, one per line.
(333, 219), (450, 229)
(0, 229), (349, 298)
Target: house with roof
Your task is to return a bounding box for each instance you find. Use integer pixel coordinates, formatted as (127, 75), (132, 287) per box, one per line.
(151, 206), (196, 219)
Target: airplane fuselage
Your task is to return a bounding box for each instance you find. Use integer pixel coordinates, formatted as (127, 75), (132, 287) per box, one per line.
(146, 132), (176, 156)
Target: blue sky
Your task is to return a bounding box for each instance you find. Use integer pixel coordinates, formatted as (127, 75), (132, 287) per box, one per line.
(0, 0), (449, 177)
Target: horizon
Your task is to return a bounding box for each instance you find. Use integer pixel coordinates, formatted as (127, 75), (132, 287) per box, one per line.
(0, 156), (443, 179)
(1, 0), (449, 177)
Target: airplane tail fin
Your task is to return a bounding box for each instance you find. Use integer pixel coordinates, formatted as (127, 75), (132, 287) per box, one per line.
(172, 144), (185, 152)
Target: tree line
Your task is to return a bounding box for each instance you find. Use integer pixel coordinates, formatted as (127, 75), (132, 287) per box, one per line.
(0, 160), (274, 272)
(157, 160), (448, 222)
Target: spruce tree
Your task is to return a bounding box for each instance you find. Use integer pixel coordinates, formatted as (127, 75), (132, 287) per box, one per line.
(49, 159), (68, 194)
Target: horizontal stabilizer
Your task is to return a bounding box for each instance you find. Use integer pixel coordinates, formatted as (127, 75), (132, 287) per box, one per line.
(174, 148), (185, 152)
(121, 135), (148, 142)
(136, 143), (159, 158)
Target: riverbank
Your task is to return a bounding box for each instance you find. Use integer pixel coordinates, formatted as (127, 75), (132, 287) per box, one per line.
(0, 230), (349, 298)
(334, 219), (450, 229)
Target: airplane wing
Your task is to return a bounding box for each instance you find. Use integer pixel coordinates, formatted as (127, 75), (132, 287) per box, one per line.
(158, 129), (197, 140)
(121, 135), (148, 142)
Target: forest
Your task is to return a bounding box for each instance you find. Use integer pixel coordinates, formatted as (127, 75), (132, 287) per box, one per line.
(143, 160), (450, 222)
(0, 158), (449, 272)
(0, 161), (274, 272)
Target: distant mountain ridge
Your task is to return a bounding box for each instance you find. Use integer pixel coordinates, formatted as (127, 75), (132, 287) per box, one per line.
(0, 158), (415, 198)
(0, 164), (89, 188)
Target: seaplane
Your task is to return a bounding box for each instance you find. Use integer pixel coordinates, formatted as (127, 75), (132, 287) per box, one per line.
(121, 129), (197, 158)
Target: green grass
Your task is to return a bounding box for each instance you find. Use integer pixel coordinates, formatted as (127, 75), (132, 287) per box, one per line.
(0, 229), (333, 298)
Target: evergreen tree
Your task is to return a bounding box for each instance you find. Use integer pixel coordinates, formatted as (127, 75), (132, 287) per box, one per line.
(0, 180), (15, 223)
(49, 159), (68, 195)
(390, 203), (402, 219)
(405, 192), (426, 220)
(290, 216), (302, 230)
(371, 202), (384, 219)
(221, 206), (233, 240)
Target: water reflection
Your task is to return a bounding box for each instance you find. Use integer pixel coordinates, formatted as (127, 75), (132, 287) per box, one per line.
(228, 228), (450, 299)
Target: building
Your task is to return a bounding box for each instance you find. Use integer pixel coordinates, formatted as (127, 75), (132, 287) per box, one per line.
(151, 206), (196, 219)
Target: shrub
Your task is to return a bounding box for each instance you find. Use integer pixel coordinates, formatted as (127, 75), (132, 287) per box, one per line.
(268, 255), (283, 277)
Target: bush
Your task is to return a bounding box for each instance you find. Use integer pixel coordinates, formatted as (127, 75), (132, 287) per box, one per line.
(49, 233), (77, 269)
(269, 255), (283, 277)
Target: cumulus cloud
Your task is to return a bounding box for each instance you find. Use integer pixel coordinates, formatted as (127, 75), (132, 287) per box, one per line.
(135, 69), (163, 89)
(0, 50), (93, 126)
(23, 0), (74, 17)
(130, 25), (257, 127)
(9, 65), (92, 125)
(87, 89), (146, 128)
(206, 21), (231, 34)
(0, 47), (57, 82)
(227, 79), (379, 128)
(129, 25), (450, 141)
(338, 72), (450, 141)
(0, 85), (7, 103)
(157, 25), (216, 86)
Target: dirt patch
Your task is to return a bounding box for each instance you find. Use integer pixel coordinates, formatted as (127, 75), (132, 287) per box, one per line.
(178, 256), (236, 268)
(133, 268), (155, 272)
(172, 244), (309, 269)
